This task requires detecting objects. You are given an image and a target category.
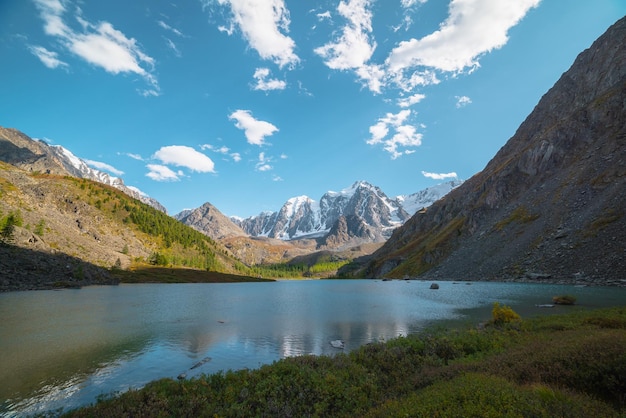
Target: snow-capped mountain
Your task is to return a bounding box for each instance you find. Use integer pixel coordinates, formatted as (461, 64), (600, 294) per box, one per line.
(396, 180), (464, 215)
(0, 127), (166, 213)
(49, 145), (167, 213)
(233, 180), (449, 241)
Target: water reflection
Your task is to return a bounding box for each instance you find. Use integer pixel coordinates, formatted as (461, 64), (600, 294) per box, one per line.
(1, 280), (625, 416)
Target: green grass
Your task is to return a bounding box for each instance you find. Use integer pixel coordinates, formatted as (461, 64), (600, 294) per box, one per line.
(61, 306), (626, 417)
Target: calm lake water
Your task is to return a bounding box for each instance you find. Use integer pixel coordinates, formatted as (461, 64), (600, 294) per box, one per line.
(1, 279), (625, 416)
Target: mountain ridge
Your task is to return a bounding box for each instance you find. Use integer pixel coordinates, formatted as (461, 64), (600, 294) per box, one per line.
(227, 180), (461, 242)
(343, 16), (626, 284)
(0, 127), (166, 213)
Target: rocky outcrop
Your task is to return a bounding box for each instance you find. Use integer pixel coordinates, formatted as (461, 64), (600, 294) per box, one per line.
(349, 16), (626, 284)
(174, 202), (247, 239)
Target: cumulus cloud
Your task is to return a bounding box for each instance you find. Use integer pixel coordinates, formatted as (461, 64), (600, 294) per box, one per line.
(314, 0), (376, 71)
(398, 93), (426, 108)
(252, 67), (287, 91)
(386, 0), (541, 74)
(421, 171), (458, 180)
(213, 0), (299, 68)
(153, 145), (216, 173)
(318, 0), (537, 95)
(85, 159), (124, 176)
(366, 109), (423, 159)
(29, 45), (68, 69)
(455, 95), (472, 108)
(33, 0), (159, 95)
(146, 164), (182, 181)
(229, 110), (279, 146)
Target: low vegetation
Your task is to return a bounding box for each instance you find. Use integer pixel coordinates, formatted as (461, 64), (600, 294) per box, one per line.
(61, 306), (626, 417)
(553, 295), (577, 305)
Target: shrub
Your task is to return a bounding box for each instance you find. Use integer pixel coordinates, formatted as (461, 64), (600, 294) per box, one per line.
(553, 295), (577, 305)
(490, 302), (521, 326)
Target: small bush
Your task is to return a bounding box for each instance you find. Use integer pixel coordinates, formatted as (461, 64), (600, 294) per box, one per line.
(490, 302), (521, 326)
(553, 295), (577, 305)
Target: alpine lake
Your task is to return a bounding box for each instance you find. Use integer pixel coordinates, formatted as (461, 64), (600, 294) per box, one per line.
(2, 279), (626, 416)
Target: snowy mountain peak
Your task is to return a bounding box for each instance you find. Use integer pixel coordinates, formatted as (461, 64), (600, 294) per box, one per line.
(233, 180), (461, 242)
(396, 180), (464, 215)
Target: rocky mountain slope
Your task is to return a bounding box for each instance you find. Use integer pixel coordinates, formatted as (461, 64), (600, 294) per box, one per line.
(0, 162), (248, 291)
(343, 17), (626, 285)
(175, 202), (247, 239)
(0, 127), (166, 213)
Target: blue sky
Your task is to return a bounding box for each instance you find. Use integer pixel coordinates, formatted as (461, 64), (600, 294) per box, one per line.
(1, 1), (624, 218)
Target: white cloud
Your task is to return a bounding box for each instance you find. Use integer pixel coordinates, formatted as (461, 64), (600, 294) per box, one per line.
(252, 67), (287, 91)
(124, 152), (144, 161)
(255, 152), (273, 171)
(165, 38), (181, 57)
(398, 93), (426, 108)
(422, 171), (458, 180)
(33, 0), (159, 95)
(316, 11), (331, 21)
(213, 0), (299, 68)
(201, 143), (242, 162)
(367, 109), (423, 159)
(401, 0), (428, 7)
(85, 159), (124, 176)
(29, 45), (68, 69)
(272, 175), (283, 181)
(314, 0), (376, 71)
(319, 0), (537, 95)
(229, 109), (278, 146)
(157, 20), (184, 37)
(386, 0), (541, 74)
(146, 164), (182, 181)
(455, 95), (472, 108)
(153, 145), (216, 173)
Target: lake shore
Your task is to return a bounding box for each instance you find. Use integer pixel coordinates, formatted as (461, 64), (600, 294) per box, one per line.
(61, 306), (626, 417)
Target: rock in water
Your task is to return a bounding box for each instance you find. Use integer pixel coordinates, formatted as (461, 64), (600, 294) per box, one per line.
(330, 340), (345, 349)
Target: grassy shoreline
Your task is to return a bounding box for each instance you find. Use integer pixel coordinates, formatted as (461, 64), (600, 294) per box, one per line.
(59, 306), (626, 417)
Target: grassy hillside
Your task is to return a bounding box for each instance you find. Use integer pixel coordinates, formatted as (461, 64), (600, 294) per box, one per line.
(0, 164), (276, 287)
(0, 163), (353, 287)
(63, 306), (626, 417)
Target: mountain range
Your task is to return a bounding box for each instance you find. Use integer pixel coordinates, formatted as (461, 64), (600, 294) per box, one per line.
(0, 125), (462, 268)
(340, 16), (626, 284)
(176, 180), (462, 249)
(1, 16), (624, 288)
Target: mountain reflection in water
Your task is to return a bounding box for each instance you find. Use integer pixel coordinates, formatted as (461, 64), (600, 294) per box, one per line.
(1, 280), (625, 416)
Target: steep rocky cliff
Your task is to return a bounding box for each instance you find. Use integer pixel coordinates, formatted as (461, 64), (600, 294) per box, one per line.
(349, 17), (626, 285)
